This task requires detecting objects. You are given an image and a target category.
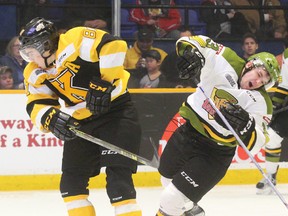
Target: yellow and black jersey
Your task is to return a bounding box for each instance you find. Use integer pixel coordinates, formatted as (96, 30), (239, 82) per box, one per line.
(24, 27), (130, 132)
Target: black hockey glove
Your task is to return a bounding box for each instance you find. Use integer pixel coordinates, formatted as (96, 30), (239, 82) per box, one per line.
(176, 45), (205, 80)
(214, 102), (255, 136)
(41, 107), (80, 141)
(85, 77), (115, 116)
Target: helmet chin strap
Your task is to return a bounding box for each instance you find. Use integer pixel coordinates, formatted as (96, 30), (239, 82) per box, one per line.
(42, 52), (55, 68)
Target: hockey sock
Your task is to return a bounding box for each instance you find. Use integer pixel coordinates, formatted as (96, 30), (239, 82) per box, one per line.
(63, 194), (96, 216)
(112, 199), (142, 216)
(266, 161), (279, 175)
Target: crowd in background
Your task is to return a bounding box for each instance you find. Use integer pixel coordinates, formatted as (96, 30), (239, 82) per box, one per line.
(1, 0), (288, 89)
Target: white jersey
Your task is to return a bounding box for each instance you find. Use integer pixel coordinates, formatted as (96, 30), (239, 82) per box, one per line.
(177, 35), (272, 154)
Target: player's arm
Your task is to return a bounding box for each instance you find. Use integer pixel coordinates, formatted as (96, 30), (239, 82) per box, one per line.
(25, 65), (80, 141)
(214, 102), (270, 155)
(175, 36), (205, 80)
(86, 34), (128, 116)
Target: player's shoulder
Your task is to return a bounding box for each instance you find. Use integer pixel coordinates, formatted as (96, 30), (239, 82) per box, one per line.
(61, 27), (112, 43)
(23, 62), (40, 79)
(24, 63), (55, 85)
(255, 88), (273, 114)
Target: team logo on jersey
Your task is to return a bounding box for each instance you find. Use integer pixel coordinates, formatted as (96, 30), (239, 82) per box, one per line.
(202, 87), (238, 119)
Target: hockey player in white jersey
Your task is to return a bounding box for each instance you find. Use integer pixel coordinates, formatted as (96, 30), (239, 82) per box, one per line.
(155, 35), (280, 216)
(256, 46), (288, 195)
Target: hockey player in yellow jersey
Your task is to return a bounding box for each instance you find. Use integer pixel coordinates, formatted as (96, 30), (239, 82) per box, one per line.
(19, 17), (142, 216)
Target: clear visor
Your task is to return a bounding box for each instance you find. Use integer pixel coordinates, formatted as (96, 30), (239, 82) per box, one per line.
(19, 46), (42, 63)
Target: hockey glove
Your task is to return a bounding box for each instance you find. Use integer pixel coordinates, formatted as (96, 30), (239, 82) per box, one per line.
(41, 107), (80, 141)
(214, 102), (255, 136)
(176, 45), (205, 80)
(85, 77), (115, 115)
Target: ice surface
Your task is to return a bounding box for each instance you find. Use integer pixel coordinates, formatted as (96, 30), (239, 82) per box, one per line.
(0, 185), (288, 216)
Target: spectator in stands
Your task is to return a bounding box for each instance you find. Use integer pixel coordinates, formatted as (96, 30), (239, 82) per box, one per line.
(124, 28), (167, 87)
(242, 32), (259, 60)
(200, 0), (250, 39)
(160, 27), (196, 87)
(276, 37), (288, 65)
(20, 0), (65, 29)
(139, 50), (171, 88)
(63, 0), (111, 32)
(130, 0), (182, 39)
(229, 0), (287, 39)
(0, 36), (26, 89)
(0, 66), (14, 90)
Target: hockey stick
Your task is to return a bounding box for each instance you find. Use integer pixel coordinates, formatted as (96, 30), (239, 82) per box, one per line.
(199, 86), (288, 210)
(70, 127), (160, 169)
(273, 105), (288, 115)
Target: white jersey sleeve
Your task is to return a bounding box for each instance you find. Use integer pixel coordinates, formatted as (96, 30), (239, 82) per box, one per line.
(177, 35), (272, 152)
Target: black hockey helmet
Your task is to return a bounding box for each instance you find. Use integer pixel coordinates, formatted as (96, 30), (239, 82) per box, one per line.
(19, 17), (59, 63)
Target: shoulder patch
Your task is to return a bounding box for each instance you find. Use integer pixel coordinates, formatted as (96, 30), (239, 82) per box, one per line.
(225, 74), (236, 87)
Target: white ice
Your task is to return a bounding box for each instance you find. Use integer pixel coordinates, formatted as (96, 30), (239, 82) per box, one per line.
(0, 185), (288, 216)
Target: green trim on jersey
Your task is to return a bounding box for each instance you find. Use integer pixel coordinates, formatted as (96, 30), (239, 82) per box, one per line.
(283, 48), (288, 59)
(259, 89), (273, 114)
(222, 47), (246, 77)
(179, 104), (238, 148)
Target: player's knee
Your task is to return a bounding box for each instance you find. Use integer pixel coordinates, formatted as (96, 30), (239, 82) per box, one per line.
(159, 183), (189, 215)
(266, 128), (283, 149)
(60, 171), (90, 196)
(112, 199), (142, 216)
(106, 166), (136, 203)
(63, 195), (96, 216)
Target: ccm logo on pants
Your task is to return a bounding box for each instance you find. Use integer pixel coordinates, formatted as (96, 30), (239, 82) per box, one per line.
(181, 171), (199, 187)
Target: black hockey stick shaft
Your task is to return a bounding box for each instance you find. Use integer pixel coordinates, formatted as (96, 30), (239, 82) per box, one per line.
(199, 86), (288, 210)
(273, 96), (288, 115)
(273, 105), (288, 115)
(70, 127), (160, 169)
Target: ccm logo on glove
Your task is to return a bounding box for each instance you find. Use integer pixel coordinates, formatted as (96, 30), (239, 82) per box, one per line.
(89, 82), (109, 92)
(86, 77), (116, 116)
(41, 107), (80, 141)
(43, 108), (57, 131)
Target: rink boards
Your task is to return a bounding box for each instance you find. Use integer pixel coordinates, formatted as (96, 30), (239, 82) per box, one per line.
(0, 90), (287, 191)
